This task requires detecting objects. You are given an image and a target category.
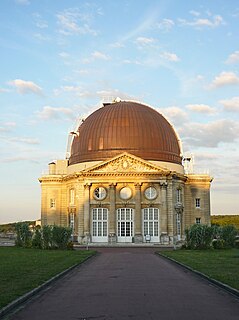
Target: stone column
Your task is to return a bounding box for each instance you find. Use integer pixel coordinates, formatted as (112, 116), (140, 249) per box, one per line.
(160, 182), (169, 244)
(166, 178), (174, 244)
(77, 182), (84, 243)
(109, 183), (117, 243)
(134, 183), (143, 243)
(84, 183), (91, 241)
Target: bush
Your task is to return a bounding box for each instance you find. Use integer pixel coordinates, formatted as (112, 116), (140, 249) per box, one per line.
(221, 225), (237, 248)
(212, 239), (225, 249)
(42, 225), (53, 249)
(52, 225), (72, 250)
(15, 222), (32, 248)
(32, 228), (42, 249)
(185, 224), (213, 250)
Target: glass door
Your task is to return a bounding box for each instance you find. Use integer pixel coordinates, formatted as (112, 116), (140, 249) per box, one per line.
(117, 208), (134, 242)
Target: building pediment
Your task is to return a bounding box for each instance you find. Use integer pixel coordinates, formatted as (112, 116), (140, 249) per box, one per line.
(82, 152), (170, 175)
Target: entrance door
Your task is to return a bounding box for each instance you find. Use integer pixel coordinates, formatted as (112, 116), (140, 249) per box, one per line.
(143, 208), (160, 242)
(92, 208), (108, 243)
(117, 208), (134, 242)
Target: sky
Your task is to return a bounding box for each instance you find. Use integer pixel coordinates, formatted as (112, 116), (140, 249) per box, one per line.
(0, 0), (238, 224)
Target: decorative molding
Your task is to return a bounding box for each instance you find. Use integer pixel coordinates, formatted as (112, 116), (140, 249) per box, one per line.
(83, 152), (170, 175)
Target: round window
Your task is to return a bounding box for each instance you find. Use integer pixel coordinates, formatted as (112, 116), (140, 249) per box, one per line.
(144, 187), (157, 200)
(119, 187), (132, 200)
(94, 187), (107, 200)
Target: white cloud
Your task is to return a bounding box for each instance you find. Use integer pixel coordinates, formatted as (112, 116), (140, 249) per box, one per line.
(0, 88), (10, 93)
(135, 37), (155, 46)
(225, 51), (239, 64)
(57, 8), (98, 36)
(96, 89), (136, 101)
(219, 97), (239, 112)
(156, 19), (174, 32)
(158, 107), (188, 126)
(32, 13), (48, 29)
(208, 71), (239, 89)
(179, 14), (224, 28)
(189, 10), (200, 17)
(10, 137), (40, 145)
(36, 106), (75, 120)
(110, 42), (125, 48)
(180, 119), (239, 147)
(59, 52), (70, 59)
(91, 51), (110, 60)
(8, 79), (43, 95)
(160, 51), (180, 62)
(0, 122), (16, 132)
(186, 104), (216, 114)
(33, 33), (50, 41)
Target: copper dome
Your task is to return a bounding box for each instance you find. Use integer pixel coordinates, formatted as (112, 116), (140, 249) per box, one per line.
(69, 101), (181, 165)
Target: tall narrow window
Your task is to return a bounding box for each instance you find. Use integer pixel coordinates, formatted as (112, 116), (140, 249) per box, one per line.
(196, 198), (200, 208)
(69, 213), (74, 234)
(50, 198), (56, 208)
(176, 213), (181, 240)
(70, 189), (75, 205)
(176, 189), (182, 203)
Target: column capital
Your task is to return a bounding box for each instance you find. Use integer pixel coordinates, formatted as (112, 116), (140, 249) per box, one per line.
(134, 182), (142, 188)
(109, 183), (117, 188)
(84, 183), (92, 189)
(160, 182), (168, 189)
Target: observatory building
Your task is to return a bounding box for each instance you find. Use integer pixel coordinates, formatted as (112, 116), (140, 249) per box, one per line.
(39, 100), (212, 244)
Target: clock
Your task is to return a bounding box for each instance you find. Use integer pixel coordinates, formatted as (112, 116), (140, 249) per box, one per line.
(144, 187), (157, 200)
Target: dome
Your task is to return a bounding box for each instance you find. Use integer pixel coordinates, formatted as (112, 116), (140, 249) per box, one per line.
(69, 101), (182, 165)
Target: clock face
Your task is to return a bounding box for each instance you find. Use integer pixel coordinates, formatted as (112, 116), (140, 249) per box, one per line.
(144, 187), (157, 200)
(119, 187), (132, 200)
(94, 187), (107, 200)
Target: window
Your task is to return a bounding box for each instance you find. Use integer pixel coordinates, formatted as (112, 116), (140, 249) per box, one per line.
(50, 198), (56, 208)
(119, 187), (132, 200)
(144, 187), (157, 200)
(69, 213), (74, 233)
(94, 187), (107, 200)
(176, 189), (182, 203)
(196, 198), (200, 208)
(196, 217), (201, 224)
(176, 213), (181, 240)
(70, 189), (75, 205)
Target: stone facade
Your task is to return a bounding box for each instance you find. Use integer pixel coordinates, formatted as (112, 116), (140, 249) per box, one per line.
(39, 152), (212, 245)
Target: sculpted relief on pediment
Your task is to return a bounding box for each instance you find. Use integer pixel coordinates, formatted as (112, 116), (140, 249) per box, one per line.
(86, 153), (167, 174)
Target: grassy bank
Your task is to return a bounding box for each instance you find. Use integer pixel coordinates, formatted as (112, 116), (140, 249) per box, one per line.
(160, 249), (239, 290)
(0, 247), (95, 309)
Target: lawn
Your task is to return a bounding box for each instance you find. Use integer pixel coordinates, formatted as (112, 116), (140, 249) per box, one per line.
(160, 249), (239, 290)
(0, 247), (95, 309)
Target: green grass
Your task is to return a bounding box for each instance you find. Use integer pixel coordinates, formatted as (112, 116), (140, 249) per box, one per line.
(0, 247), (95, 309)
(160, 249), (239, 290)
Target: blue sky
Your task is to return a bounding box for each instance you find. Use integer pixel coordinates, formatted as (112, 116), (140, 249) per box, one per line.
(0, 0), (238, 223)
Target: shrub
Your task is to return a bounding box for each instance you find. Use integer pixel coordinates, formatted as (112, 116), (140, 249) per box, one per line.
(15, 222), (32, 248)
(32, 228), (42, 249)
(212, 239), (225, 249)
(221, 225), (237, 248)
(52, 225), (72, 250)
(185, 224), (213, 250)
(42, 225), (53, 249)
